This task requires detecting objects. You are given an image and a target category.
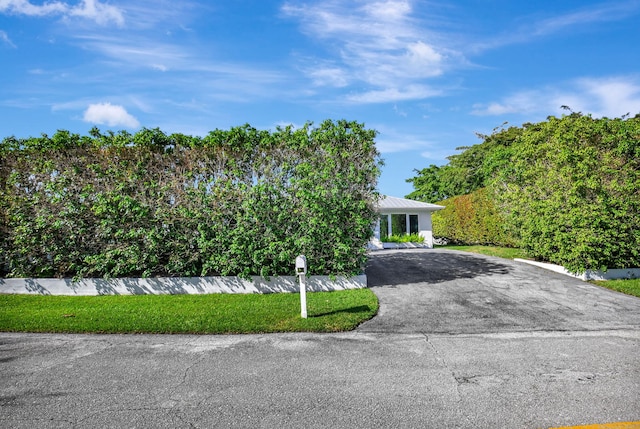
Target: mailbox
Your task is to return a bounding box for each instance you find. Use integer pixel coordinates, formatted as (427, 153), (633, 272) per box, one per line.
(295, 255), (307, 275)
(296, 255), (308, 318)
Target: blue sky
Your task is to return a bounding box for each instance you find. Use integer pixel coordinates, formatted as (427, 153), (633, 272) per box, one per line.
(2, 0), (640, 197)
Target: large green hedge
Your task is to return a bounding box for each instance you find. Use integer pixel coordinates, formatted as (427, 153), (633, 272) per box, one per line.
(0, 120), (382, 279)
(491, 114), (640, 273)
(421, 113), (640, 273)
(432, 187), (516, 247)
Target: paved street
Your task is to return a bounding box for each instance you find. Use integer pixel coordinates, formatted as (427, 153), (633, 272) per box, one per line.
(1, 249), (639, 428)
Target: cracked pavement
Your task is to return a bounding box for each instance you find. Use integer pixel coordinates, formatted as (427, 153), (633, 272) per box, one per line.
(1, 249), (640, 428)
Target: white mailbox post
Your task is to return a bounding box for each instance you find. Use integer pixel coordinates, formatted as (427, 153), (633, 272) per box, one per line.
(295, 255), (308, 318)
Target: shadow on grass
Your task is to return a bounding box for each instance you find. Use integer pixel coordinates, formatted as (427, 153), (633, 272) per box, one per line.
(310, 305), (374, 318)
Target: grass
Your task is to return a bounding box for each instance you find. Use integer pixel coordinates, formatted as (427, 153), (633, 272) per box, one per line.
(438, 244), (530, 260)
(0, 289), (378, 334)
(592, 279), (640, 298)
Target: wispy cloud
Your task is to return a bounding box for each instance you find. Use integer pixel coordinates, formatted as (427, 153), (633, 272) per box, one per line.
(69, 31), (288, 103)
(347, 85), (443, 104)
(471, 90), (546, 116)
(373, 123), (440, 154)
(83, 102), (139, 128)
(532, 1), (640, 36)
(471, 75), (640, 118)
(0, 29), (16, 47)
(72, 34), (190, 71)
(282, 0), (461, 103)
(470, 1), (640, 52)
(0, 0), (124, 26)
(302, 61), (350, 87)
(2, 1), (291, 129)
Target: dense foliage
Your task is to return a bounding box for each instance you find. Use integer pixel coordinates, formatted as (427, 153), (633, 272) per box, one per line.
(405, 124), (522, 202)
(408, 113), (640, 273)
(0, 120), (382, 279)
(492, 114), (640, 272)
(431, 188), (516, 247)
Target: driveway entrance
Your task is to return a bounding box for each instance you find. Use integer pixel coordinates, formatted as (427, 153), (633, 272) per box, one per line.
(360, 249), (640, 334)
(1, 249), (639, 428)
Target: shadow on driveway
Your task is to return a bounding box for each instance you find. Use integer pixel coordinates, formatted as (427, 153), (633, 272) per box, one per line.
(361, 248), (640, 335)
(366, 249), (510, 287)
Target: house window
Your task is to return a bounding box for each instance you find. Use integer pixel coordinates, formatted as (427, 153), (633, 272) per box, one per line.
(379, 215), (389, 239)
(409, 215), (419, 234)
(379, 213), (420, 238)
(391, 214), (406, 236)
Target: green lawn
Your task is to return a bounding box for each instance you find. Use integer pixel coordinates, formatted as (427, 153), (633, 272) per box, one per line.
(592, 279), (640, 298)
(438, 244), (530, 260)
(0, 289), (378, 334)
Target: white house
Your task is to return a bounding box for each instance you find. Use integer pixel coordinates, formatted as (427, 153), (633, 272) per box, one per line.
(371, 195), (445, 249)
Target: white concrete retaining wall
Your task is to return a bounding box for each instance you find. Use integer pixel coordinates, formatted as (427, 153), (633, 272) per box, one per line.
(0, 275), (367, 296)
(514, 259), (640, 281)
(368, 240), (429, 250)
(380, 242), (429, 249)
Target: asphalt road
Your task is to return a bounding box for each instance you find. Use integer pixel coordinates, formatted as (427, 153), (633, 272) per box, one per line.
(1, 249), (639, 428)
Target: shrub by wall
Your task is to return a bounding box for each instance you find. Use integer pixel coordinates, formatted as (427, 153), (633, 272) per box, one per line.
(491, 114), (640, 273)
(432, 187), (516, 246)
(0, 120), (382, 279)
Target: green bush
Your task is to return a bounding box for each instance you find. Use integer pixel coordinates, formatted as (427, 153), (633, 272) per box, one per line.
(0, 120), (382, 279)
(432, 187), (516, 246)
(380, 233), (424, 243)
(411, 113), (640, 273)
(491, 114), (640, 273)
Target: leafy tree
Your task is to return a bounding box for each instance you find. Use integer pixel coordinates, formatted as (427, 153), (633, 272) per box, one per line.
(491, 113), (640, 272)
(405, 164), (454, 202)
(415, 112), (639, 273)
(406, 124), (523, 202)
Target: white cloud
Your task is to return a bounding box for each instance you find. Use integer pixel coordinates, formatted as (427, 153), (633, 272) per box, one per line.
(347, 85), (443, 104)
(307, 66), (349, 87)
(69, 0), (124, 26)
(282, 0), (460, 103)
(83, 102), (140, 128)
(151, 63), (168, 72)
(0, 0), (124, 26)
(471, 76), (640, 118)
(0, 0), (67, 16)
(471, 90), (546, 116)
(404, 41), (443, 77)
(576, 77), (640, 117)
(372, 124), (439, 154)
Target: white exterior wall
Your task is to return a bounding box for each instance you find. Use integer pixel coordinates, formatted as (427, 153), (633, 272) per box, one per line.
(418, 212), (434, 248)
(373, 210), (436, 249)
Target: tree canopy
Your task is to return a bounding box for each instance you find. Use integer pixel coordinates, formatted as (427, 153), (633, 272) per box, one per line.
(405, 124), (523, 202)
(407, 113), (640, 273)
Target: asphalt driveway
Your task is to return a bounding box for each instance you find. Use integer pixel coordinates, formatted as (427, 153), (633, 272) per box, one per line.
(360, 248), (640, 334)
(1, 249), (639, 428)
